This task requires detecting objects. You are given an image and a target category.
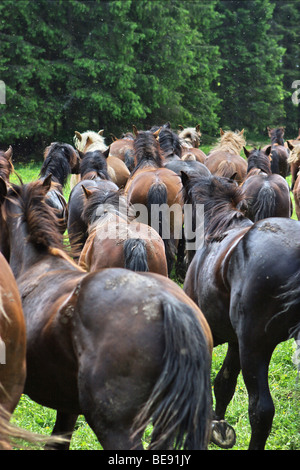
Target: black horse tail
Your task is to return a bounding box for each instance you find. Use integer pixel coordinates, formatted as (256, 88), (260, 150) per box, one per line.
(123, 238), (149, 272)
(252, 184), (276, 221)
(147, 182), (175, 275)
(132, 295), (212, 450)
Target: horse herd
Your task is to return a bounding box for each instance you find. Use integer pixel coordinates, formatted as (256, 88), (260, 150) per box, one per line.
(0, 123), (299, 450)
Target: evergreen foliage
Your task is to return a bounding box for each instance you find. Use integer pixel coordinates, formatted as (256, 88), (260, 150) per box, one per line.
(0, 0), (298, 160)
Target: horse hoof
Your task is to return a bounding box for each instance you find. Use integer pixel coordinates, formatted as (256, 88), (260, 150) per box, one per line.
(210, 420), (236, 449)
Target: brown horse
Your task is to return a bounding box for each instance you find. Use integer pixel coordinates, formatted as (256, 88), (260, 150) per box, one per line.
(178, 125), (206, 163)
(0, 240), (26, 449)
(287, 141), (300, 190)
(241, 148), (291, 221)
(0, 176), (213, 450)
(67, 157), (118, 259)
(78, 185), (168, 276)
(74, 130), (130, 188)
(182, 172), (300, 450)
(293, 173), (300, 220)
(109, 133), (135, 171)
(124, 129), (183, 275)
(263, 127), (289, 178)
(205, 129), (247, 184)
(0, 146), (14, 185)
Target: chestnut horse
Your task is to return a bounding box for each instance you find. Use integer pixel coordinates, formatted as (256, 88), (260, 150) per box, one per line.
(205, 129), (247, 184)
(78, 185), (168, 276)
(178, 125), (206, 163)
(125, 129), (183, 275)
(0, 146), (14, 185)
(0, 176), (213, 450)
(287, 141), (300, 190)
(0, 240), (26, 449)
(182, 173), (300, 450)
(109, 132), (135, 172)
(293, 173), (300, 220)
(241, 148), (291, 221)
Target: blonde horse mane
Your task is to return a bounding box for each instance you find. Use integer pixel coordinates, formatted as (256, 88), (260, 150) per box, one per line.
(73, 130), (108, 153)
(178, 125), (201, 148)
(287, 143), (300, 165)
(211, 129), (246, 155)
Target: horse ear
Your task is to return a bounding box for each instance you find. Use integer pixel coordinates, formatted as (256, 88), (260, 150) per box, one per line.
(75, 131), (82, 142)
(196, 124), (201, 133)
(4, 145), (13, 161)
(153, 128), (161, 139)
(102, 147), (110, 159)
(230, 172), (238, 181)
(178, 125), (184, 131)
(265, 145), (272, 156)
(82, 185), (93, 199)
(42, 174), (52, 192)
(239, 129), (245, 135)
(98, 130), (104, 136)
(287, 140), (294, 151)
(243, 146), (250, 158)
(220, 128), (224, 136)
(180, 170), (190, 187)
(132, 125), (138, 136)
(0, 177), (7, 204)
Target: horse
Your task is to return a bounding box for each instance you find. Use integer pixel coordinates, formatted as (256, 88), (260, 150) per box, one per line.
(109, 132), (135, 171)
(67, 151), (118, 259)
(78, 185), (168, 276)
(124, 129), (183, 275)
(74, 130), (130, 188)
(293, 173), (300, 220)
(0, 146), (14, 185)
(205, 129), (247, 184)
(263, 127), (289, 178)
(39, 142), (80, 233)
(241, 148), (292, 221)
(157, 127), (182, 162)
(287, 141), (300, 190)
(0, 223), (26, 448)
(181, 172), (300, 450)
(178, 125), (206, 163)
(0, 176), (213, 450)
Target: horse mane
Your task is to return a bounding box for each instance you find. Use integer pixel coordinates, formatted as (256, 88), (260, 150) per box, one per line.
(132, 131), (164, 175)
(246, 149), (272, 175)
(178, 127), (201, 148)
(0, 150), (14, 182)
(40, 143), (79, 186)
(288, 144), (300, 164)
(80, 150), (111, 180)
(81, 187), (131, 227)
(268, 127), (285, 146)
(7, 180), (65, 252)
(158, 128), (182, 158)
(74, 130), (107, 153)
(182, 174), (247, 242)
(210, 130), (246, 155)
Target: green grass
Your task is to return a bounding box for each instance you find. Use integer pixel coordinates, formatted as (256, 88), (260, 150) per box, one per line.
(8, 150), (300, 450)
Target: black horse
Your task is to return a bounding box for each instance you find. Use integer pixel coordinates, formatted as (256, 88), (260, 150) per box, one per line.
(182, 173), (300, 450)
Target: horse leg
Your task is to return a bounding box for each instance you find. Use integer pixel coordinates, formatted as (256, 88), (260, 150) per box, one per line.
(45, 411), (78, 450)
(211, 342), (239, 449)
(239, 341), (275, 450)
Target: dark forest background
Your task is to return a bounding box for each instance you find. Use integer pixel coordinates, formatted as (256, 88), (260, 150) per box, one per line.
(1, 0), (300, 160)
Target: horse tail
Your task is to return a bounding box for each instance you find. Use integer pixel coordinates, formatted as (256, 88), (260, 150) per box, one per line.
(252, 184), (276, 221)
(147, 182), (175, 275)
(132, 295), (212, 450)
(215, 160), (236, 179)
(123, 238), (149, 272)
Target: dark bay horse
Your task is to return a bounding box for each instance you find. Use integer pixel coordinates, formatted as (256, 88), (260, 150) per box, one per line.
(182, 173), (300, 450)
(158, 127), (182, 161)
(0, 177), (213, 450)
(287, 142), (300, 190)
(78, 185), (168, 276)
(263, 127), (289, 178)
(205, 129), (247, 184)
(241, 148), (291, 221)
(39, 142), (80, 233)
(125, 130), (183, 275)
(67, 150), (118, 258)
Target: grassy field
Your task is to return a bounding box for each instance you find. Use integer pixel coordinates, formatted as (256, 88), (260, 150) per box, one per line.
(8, 150), (300, 450)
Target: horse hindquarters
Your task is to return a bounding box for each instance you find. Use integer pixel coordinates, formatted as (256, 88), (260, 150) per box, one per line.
(71, 270), (212, 450)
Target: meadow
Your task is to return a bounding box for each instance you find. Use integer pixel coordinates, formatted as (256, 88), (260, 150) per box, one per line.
(8, 148), (300, 451)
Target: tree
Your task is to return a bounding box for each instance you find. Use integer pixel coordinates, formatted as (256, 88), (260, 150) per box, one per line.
(214, 0), (286, 136)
